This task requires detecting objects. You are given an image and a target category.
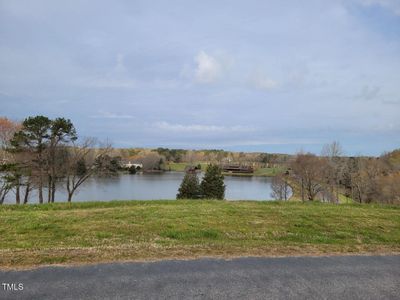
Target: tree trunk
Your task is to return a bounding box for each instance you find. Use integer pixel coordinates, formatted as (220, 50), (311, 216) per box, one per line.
(38, 182), (43, 204)
(15, 183), (20, 204)
(47, 176), (52, 203)
(335, 184), (339, 204)
(51, 179), (56, 203)
(38, 151), (44, 204)
(23, 183), (30, 204)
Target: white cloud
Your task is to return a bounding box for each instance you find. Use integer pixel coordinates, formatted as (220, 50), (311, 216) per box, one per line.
(194, 51), (222, 83)
(154, 121), (254, 133)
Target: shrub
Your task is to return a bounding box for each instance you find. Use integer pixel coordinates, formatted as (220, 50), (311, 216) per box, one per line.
(176, 171), (200, 199)
(200, 164), (225, 199)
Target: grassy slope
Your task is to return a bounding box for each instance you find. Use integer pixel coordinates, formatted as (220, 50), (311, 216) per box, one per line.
(0, 200), (399, 268)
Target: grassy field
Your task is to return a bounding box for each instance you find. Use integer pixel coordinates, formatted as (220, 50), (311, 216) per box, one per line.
(253, 167), (284, 176)
(0, 200), (399, 269)
(166, 162), (210, 172)
(166, 162), (282, 177)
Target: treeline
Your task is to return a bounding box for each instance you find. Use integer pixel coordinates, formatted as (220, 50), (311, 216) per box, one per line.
(0, 116), (114, 204)
(115, 147), (290, 167)
(2, 116), (399, 205)
(271, 142), (400, 204)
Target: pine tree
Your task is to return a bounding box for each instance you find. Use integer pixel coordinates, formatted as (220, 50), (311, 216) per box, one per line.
(176, 171), (200, 199)
(200, 164), (225, 199)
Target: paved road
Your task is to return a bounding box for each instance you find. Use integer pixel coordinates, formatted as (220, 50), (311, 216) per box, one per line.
(0, 255), (399, 299)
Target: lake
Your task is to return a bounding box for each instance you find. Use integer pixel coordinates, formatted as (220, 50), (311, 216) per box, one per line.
(3, 172), (288, 204)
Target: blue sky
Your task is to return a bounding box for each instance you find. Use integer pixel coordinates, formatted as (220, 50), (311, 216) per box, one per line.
(0, 0), (399, 155)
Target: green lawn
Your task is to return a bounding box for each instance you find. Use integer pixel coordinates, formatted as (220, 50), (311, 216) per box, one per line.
(166, 162), (283, 177)
(0, 200), (399, 268)
(253, 167), (284, 177)
(166, 162), (187, 171)
(166, 162), (210, 172)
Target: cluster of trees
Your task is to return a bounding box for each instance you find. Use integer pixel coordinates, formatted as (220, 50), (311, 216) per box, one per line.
(137, 152), (165, 171)
(155, 148), (187, 163)
(176, 164), (225, 200)
(2, 117), (398, 205)
(117, 147), (289, 168)
(0, 116), (113, 204)
(341, 154), (400, 204)
(273, 142), (400, 204)
(270, 174), (290, 201)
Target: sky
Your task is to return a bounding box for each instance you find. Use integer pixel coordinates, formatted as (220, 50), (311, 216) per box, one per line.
(0, 0), (399, 155)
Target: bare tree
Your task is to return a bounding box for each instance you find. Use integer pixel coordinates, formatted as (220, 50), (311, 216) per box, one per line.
(138, 152), (165, 171)
(65, 138), (112, 202)
(321, 141), (343, 158)
(321, 141), (344, 203)
(377, 175), (400, 204)
(290, 153), (327, 201)
(0, 118), (23, 204)
(0, 117), (21, 153)
(270, 174), (290, 201)
(3, 149), (35, 205)
(0, 171), (12, 204)
(350, 157), (383, 203)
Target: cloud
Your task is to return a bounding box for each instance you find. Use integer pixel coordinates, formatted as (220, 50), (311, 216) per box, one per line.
(78, 77), (137, 89)
(75, 53), (136, 89)
(1, 0), (399, 155)
(194, 51), (222, 83)
(250, 72), (279, 90)
(114, 53), (126, 73)
(191, 51), (280, 90)
(0, 90), (12, 97)
(89, 111), (135, 119)
(382, 99), (400, 105)
(154, 121), (254, 133)
(357, 0), (400, 15)
(356, 85), (381, 101)
(220, 138), (323, 146)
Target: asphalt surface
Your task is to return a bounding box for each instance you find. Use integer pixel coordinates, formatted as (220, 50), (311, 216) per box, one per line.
(0, 255), (399, 300)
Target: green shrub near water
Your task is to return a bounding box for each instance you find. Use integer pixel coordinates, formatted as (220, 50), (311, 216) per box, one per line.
(177, 164), (226, 200)
(200, 164), (225, 199)
(177, 172), (201, 199)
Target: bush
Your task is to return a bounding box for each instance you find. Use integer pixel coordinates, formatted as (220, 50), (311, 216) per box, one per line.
(200, 164), (225, 199)
(176, 171), (200, 199)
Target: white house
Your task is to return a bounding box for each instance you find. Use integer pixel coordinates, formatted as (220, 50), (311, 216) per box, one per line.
(122, 161), (143, 169)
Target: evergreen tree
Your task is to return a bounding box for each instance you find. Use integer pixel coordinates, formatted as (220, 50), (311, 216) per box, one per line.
(10, 116), (77, 203)
(200, 164), (225, 199)
(176, 171), (200, 199)
(10, 116), (52, 204)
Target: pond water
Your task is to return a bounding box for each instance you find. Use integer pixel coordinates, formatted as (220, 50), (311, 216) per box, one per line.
(3, 172), (290, 203)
